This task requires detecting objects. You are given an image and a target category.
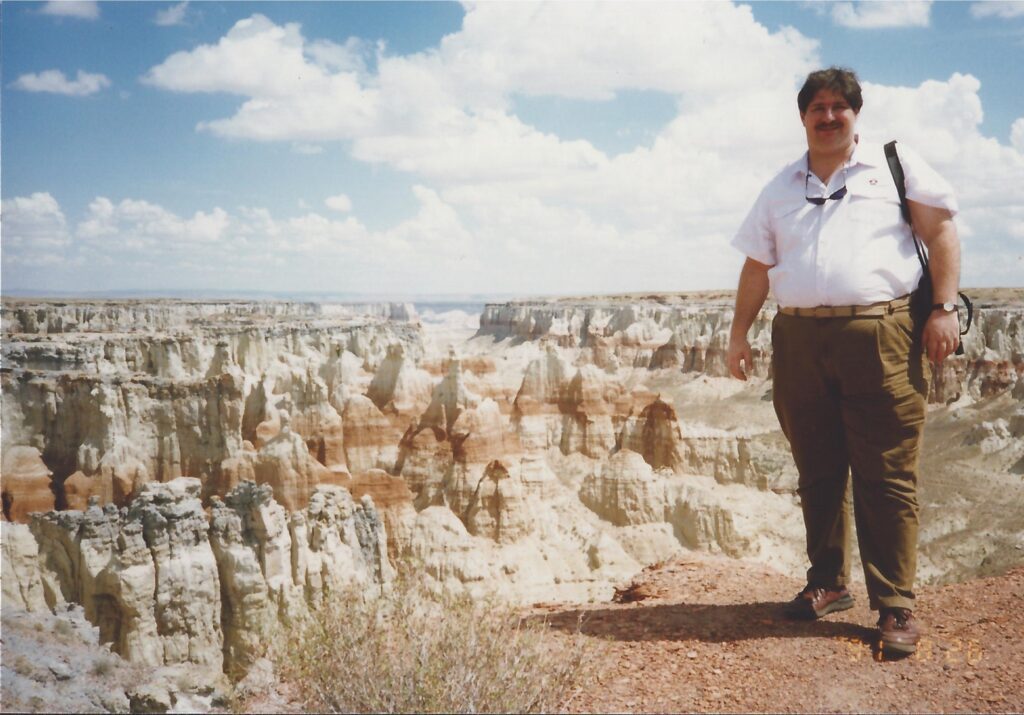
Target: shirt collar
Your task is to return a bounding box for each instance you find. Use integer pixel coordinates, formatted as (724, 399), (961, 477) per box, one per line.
(791, 137), (882, 180)
(849, 139), (884, 169)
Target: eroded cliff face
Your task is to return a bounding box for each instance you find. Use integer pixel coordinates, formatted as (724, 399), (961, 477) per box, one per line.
(3, 478), (390, 677)
(479, 300), (774, 377)
(1, 299), (416, 335)
(478, 298), (1024, 402)
(2, 301), (422, 520)
(3, 295), (1022, 679)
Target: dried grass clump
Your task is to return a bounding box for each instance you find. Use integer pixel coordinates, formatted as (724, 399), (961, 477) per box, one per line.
(89, 654), (116, 677)
(272, 572), (591, 713)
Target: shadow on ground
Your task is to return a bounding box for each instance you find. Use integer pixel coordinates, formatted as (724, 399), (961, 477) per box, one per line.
(533, 600), (877, 645)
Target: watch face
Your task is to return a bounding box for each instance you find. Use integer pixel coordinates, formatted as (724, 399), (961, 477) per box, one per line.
(943, 302), (956, 312)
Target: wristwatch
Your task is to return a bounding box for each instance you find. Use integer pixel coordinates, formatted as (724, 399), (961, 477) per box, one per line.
(932, 302), (957, 313)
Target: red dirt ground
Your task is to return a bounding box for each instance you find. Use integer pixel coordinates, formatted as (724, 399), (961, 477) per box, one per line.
(532, 553), (1024, 713)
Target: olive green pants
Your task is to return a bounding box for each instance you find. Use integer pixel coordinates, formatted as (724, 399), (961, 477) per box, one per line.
(772, 305), (930, 611)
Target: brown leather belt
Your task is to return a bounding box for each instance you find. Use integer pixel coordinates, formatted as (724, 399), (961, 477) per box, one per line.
(778, 295), (910, 318)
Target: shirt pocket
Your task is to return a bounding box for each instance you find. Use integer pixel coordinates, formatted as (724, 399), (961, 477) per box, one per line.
(846, 177), (904, 232)
(768, 199), (816, 256)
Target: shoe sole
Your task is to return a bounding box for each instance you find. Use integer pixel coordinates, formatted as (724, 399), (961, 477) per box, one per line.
(812, 593), (854, 618)
(783, 594), (855, 620)
(880, 638), (917, 655)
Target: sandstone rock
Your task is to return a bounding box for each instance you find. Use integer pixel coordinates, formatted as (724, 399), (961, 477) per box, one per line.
(342, 395), (400, 475)
(420, 355), (481, 433)
(63, 470), (110, 511)
(667, 475), (803, 573)
(963, 418), (1016, 453)
(618, 398), (686, 472)
(2, 301), (423, 515)
(252, 415), (335, 510)
(614, 522), (684, 565)
(367, 343), (434, 417)
(461, 460), (535, 543)
(5, 295), (1021, 625)
(580, 449), (667, 527)
(252, 392), (282, 447)
(450, 398), (519, 466)
(30, 479), (220, 668)
(232, 657), (277, 703)
(513, 346), (573, 416)
(209, 481), (296, 676)
(479, 301), (774, 378)
(1, 445), (55, 521)
(128, 683), (173, 714)
(338, 469), (417, 561)
(559, 366), (619, 458)
(409, 506), (494, 590)
(1, 522), (48, 611)
(15, 477), (393, 679)
(680, 430), (763, 487)
(397, 425), (454, 509)
(1009, 407), (1024, 437)
(295, 486), (395, 599)
(214, 447), (257, 501)
(126, 479), (224, 668)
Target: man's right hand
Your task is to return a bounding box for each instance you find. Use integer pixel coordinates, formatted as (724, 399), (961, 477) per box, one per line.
(727, 334), (753, 381)
(728, 257), (771, 381)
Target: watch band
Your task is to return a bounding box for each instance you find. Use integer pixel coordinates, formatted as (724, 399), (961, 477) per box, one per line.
(932, 302), (957, 313)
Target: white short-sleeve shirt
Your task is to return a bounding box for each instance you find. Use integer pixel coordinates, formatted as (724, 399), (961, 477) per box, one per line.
(731, 140), (958, 308)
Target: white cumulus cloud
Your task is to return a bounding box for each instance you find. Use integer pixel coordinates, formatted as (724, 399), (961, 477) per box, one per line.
(77, 197), (230, 248)
(155, 1), (190, 27)
(1011, 118), (1024, 153)
(293, 143), (324, 155)
(970, 1), (1024, 19)
(40, 1), (99, 20)
(0, 186), (484, 293)
(856, 74), (1024, 286)
(830, 1), (932, 28)
(324, 194), (352, 213)
(22, 3), (1023, 294)
(11, 69), (111, 96)
(1, 192), (72, 268)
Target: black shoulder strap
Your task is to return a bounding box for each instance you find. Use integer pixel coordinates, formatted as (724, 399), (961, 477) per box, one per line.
(884, 141), (911, 225)
(885, 140), (974, 342)
(884, 140), (929, 270)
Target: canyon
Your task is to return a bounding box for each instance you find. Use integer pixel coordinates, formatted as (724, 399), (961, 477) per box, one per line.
(2, 292), (1022, 686)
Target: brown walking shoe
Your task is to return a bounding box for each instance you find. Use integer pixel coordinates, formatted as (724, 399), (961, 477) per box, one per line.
(783, 585), (854, 620)
(878, 608), (920, 655)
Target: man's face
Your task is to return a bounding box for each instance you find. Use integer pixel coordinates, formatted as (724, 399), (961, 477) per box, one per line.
(801, 88), (858, 155)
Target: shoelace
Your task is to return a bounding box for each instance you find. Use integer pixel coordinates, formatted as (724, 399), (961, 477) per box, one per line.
(881, 609), (911, 629)
(798, 587), (834, 601)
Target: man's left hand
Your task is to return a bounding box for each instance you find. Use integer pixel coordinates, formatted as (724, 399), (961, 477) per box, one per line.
(922, 310), (960, 364)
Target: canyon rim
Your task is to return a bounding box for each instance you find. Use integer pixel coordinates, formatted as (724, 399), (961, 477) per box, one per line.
(2, 291), (1022, 703)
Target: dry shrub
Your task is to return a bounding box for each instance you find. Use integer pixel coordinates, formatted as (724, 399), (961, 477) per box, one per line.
(89, 654), (116, 677)
(51, 619), (75, 640)
(272, 572), (592, 713)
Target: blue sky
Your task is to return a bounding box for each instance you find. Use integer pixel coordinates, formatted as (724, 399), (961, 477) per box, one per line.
(3, 1), (1023, 297)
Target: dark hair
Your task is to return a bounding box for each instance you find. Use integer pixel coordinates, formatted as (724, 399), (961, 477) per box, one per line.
(798, 67), (863, 114)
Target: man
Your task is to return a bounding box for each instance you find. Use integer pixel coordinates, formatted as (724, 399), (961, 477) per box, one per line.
(727, 67), (961, 656)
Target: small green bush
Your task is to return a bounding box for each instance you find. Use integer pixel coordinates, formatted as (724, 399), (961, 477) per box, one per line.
(272, 572), (591, 713)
